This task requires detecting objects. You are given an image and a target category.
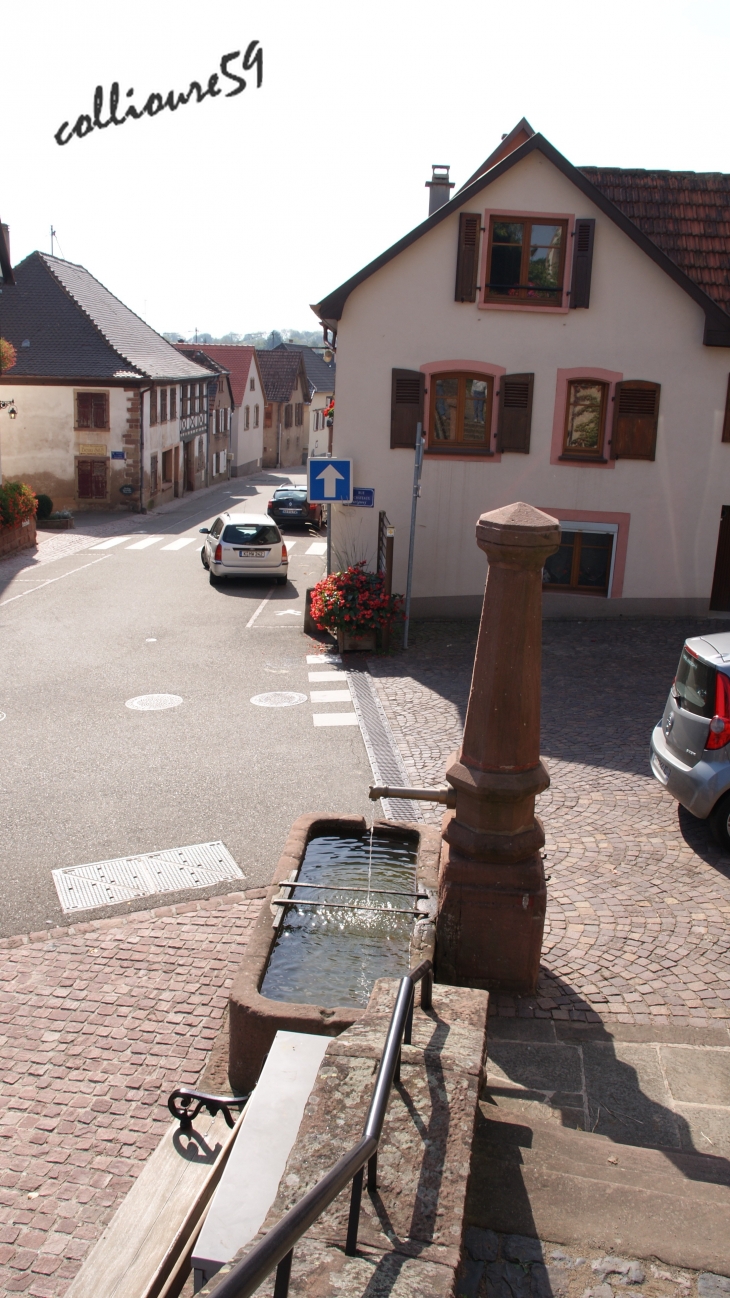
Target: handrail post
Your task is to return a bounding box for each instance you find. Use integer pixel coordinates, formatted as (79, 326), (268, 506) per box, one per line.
(367, 1152), (378, 1193)
(345, 1168), (364, 1256)
(273, 1249), (293, 1298)
(403, 984), (415, 1046)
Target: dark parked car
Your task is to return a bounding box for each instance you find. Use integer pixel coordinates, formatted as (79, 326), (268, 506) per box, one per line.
(267, 488), (323, 529)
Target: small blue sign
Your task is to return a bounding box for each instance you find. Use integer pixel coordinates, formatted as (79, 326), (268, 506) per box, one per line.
(307, 457), (352, 503)
(111, 450), (125, 460)
(346, 488), (374, 508)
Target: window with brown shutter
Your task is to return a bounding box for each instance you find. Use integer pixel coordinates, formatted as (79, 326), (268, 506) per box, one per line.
(150, 389), (157, 425)
(295, 403), (303, 426)
(150, 454), (159, 495)
(722, 375), (730, 443)
(390, 369), (425, 448)
(76, 392), (108, 430)
(497, 374), (534, 453)
(455, 213), (481, 302)
(181, 385), (189, 417)
(76, 458), (107, 499)
(159, 388), (167, 423)
(560, 379), (608, 460)
(427, 372), (494, 454)
(610, 381), (660, 460)
(485, 218), (568, 305)
(569, 219), (595, 309)
(285, 404), (293, 429)
(170, 387), (177, 420)
(162, 449), (173, 483)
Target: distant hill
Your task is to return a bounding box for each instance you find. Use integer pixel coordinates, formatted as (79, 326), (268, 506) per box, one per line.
(162, 329), (323, 349)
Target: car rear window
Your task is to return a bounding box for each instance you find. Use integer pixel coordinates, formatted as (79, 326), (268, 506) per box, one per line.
(675, 646), (715, 717)
(274, 490), (306, 499)
(222, 524), (280, 546)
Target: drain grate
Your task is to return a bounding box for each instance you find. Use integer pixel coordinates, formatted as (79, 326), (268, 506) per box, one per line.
(346, 669), (422, 823)
(52, 841), (244, 913)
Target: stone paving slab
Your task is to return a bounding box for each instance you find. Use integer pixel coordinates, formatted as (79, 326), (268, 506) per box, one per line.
(367, 619), (730, 1026)
(0, 890), (263, 1298)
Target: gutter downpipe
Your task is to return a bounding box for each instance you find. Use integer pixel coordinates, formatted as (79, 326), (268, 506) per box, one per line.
(139, 385), (150, 514)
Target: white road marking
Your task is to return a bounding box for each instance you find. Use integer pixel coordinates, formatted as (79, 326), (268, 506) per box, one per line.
(246, 588), (275, 629)
(0, 555), (110, 607)
(306, 542), (327, 555)
(284, 540), (297, 550)
(276, 609), (301, 617)
(126, 536), (164, 550)
(308, 670), (345, 682)
(310, 690), (351, 702)
(89, 535), (134, 550)
(306, 654), (342, 664)
(312, 713), (359, 727)
(160, 537), (197, 551)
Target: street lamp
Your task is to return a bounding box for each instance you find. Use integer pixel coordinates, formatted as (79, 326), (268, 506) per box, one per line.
(0, 401), (17, 418)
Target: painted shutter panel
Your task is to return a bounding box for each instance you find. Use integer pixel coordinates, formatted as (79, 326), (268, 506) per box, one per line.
(77, 459), (93, 498)
(390, 369), (424, 449)
(722, 374), (730, 443)
(569, 219), (595, 309)
(454, 213), (481, 302)
(497, 374), (534, 453)
(76, 394), (92, 429)
(611, 381), (660, 459)
(92, 459), (107, 498)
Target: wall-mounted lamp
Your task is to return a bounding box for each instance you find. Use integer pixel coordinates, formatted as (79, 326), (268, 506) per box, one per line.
(0, 400), (17, 418)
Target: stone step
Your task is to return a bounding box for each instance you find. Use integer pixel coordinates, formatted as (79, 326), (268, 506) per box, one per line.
(468, 1107), (730, 1275)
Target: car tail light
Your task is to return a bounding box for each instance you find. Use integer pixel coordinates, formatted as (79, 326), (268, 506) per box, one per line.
(281, 543), (288, 560)
(268, 500), (275, 510)
(707, 671), (730, 748)
(214, 542), (222, 562)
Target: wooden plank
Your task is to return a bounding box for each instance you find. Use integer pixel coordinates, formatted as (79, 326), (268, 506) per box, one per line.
(65, 1107), (243, 1298)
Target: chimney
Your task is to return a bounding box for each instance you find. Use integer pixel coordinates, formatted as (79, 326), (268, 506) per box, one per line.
(425, 165), (454, 216)
(0, 223), (14, 285)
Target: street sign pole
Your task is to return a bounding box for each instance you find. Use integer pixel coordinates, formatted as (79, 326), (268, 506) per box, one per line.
(327, 503), (332, 575)
(403, 425), (425, 651)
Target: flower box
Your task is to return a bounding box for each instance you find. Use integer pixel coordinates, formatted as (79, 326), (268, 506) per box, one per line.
(337, 627), (377, 653)
(37, 518), (74, 530)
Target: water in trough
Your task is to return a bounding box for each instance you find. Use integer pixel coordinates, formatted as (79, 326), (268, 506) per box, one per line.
(260, 830), (418, 1009)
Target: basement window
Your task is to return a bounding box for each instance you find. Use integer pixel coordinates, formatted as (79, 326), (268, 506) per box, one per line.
(542, 523), (617, 597)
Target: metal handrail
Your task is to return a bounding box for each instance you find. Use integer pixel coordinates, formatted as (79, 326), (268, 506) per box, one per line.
(208, 960), (434, 1298)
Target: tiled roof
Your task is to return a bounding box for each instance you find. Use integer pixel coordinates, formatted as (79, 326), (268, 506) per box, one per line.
(272, 343), (335, 394)
(180, 344), (258, 406)
(256, 349), (310, 404)
(0, 252), (214, 382)
(580, 168), (730, 316)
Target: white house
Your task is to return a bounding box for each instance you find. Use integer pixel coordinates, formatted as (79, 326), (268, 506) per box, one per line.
(180, 344), (264, 477)
(312, 121), (730, 617)
(0, 247), (215, 510)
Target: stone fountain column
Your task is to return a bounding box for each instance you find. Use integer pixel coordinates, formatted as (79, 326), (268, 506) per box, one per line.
(436, 502), (561, 993)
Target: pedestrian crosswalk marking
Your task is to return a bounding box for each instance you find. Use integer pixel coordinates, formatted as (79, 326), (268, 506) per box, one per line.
(312, 713), (359, 727)
(308, 670), (345, 682)
(310, 690), (351, 702)
(89, 536), (135, 550)
(160, 537), (197, 551)
(126, 536), (164, 550)
(306, 654), (342, 664)
(306, 541), (327, 555)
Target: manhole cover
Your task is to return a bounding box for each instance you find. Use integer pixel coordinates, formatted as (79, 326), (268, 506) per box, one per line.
(126, 694), (183, 711)
(0, 712), (5, 722)
(250, 691), (307, 707)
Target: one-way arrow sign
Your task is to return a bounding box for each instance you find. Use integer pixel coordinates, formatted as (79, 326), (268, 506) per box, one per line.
(307, 457), (352, 503)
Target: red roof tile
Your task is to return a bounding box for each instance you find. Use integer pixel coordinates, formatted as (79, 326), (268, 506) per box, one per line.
(580, 168), (730, 315)
(174, 344), (258, 407)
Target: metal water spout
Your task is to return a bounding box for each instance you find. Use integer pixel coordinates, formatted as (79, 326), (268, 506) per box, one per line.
(436, 502), (561, 994)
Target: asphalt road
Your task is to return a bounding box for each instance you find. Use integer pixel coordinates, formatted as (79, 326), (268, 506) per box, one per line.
(0, 473), (376, 938)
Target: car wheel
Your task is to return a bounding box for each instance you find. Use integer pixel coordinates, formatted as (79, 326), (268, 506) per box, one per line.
(709, 792), (730, 851)
(201, 547), (209, 569)
(276, 574), (287, 586)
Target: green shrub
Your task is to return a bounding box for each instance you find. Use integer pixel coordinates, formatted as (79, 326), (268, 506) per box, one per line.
(0, 481), (38, 527)
(35, 493), (53, 520)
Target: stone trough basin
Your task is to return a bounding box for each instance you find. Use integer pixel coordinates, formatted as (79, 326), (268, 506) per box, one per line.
(229, 814), (440, 1092)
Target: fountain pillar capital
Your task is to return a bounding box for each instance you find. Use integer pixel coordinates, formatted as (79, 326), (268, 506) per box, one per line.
(436, 503), (560, 994)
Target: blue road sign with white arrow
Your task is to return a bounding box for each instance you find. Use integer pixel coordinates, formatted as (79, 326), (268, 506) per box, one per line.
(307, 457), (353, 503)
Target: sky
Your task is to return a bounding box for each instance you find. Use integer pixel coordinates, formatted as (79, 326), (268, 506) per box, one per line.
(3, 0), (730, 339)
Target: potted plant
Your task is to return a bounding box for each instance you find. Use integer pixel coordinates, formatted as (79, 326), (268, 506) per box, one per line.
(309, 561), (403, 652)
(0, 481), (38, 557)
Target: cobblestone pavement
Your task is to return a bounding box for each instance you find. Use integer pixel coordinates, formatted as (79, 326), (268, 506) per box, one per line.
(0, 890), (263, 1297)
(368, 618), (730, 1026)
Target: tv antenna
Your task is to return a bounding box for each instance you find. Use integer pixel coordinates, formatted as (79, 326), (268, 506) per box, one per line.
(50, 226), (57, 255)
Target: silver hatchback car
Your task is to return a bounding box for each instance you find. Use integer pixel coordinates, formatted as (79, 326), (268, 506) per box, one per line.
(650, 631), (730, 849)
(200, 512), (288, 585)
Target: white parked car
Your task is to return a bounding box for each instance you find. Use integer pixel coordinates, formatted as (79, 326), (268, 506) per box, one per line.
(200, 513), (288, 585)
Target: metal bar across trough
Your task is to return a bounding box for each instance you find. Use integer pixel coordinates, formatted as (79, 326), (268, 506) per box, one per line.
(278, 882), (428, 899)
(271, 899), (421, 915)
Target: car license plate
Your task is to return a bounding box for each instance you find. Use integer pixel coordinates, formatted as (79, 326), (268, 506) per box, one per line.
(281, 508), (299, 514)
(239, 549), (265, 558)
(652, 754), (669, 785)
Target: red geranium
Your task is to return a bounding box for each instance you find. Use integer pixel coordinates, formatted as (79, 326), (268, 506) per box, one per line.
(310, 561), (403, 636)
